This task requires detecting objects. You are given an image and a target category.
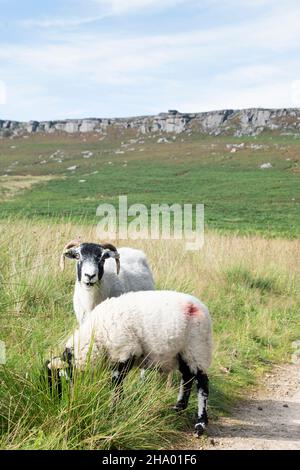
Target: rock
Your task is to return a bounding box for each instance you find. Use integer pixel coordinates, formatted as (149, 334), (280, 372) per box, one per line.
(81, 151), (93, 158)
(157, 137), (169, 144)
(291, 340), (300, 349)
(1, 108), (300, 137)
(27, 121), (39, 133)
(80, 120), (98, 133)
(291, 353), (300, 364)
(65, 121), (80, 133)
(260, 162), (273, 169)
(67, 165), (78, 171)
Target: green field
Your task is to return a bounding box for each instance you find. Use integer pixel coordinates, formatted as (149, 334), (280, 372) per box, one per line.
(0, 129), (300, 450)
(1, 221), (299, 449)
(0, 130), (299, 236)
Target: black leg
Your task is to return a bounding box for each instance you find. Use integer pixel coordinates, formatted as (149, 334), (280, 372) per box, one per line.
(111, 356), (135, 402)
(62, 347), (74, 382)
(195, 370), (209, 436)
(173, 354), (195, 411)
(45, 360), (63, 398)
(45, 349), (74, 399)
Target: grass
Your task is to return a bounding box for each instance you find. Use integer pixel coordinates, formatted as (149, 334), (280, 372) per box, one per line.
(1, 219), (299, 449)
(0, 130), (299, 237)
(0, 129), (299, 449)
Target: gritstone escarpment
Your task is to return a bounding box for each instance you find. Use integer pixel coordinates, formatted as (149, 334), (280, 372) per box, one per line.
(1, 108), (300, 137)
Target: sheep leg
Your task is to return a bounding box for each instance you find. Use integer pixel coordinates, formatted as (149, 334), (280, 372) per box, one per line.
(194, 370), (209, 437)
(173, 355), (195, 411)
(111, 356), (135, 404)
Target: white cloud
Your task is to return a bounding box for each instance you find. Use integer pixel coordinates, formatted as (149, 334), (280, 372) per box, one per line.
(19, 15), (107, 29)
(19, 0), (189, 29)
(2, 1), (300, 119)
(93, 0), (187, 14)
(176, 80), (298, 113)
(215, 65), (286, 86)
(291, 80), (300, 107)
(7, 4), (300, 80)
(0, 80), (6, 104)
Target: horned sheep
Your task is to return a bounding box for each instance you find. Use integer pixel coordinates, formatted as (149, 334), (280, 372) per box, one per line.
(60, 240), (155, 324)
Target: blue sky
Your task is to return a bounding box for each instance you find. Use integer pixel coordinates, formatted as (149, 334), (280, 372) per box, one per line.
(0, 0), (300, 120)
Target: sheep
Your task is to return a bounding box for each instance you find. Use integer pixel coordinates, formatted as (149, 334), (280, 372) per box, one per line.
(46, 290), (213, 436)
(60, 240), (155, 325)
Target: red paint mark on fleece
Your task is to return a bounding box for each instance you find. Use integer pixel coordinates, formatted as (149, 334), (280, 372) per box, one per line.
(184, 302), (202, 317)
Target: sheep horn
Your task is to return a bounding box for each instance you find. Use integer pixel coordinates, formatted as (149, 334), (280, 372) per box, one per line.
(101, 243), (120, 275)
(60, 239), (81, 272)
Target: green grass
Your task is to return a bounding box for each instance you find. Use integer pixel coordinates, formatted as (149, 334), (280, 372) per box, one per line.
(0, 221), (299, 449)
(0, 362), (184, 450)
(0, 129), (299, 449)
(0, 130), (299, 237)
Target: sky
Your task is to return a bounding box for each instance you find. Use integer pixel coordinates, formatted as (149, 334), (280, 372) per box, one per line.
(0, 0), (300, 120)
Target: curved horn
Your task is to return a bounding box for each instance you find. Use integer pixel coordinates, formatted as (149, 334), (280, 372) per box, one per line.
(60, 239), (81, 272)
(101, 243), (120, 275)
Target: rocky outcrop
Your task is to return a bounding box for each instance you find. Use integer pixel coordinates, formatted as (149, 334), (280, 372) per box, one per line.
(1, 108), (300, 137)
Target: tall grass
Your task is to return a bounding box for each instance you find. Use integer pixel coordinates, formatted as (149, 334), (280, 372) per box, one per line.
(1, 219), (300, 449)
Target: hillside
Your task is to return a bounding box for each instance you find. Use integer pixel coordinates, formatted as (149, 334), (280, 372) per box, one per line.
(1, 108), (300, 138)
(0, 129), (299, 236)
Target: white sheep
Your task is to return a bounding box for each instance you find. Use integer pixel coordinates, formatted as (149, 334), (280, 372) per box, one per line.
(60, 240), (155, 324)
(47, 290), (213, 436)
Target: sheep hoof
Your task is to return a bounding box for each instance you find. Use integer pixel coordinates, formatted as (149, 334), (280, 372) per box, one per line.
(194, 422), (206, 437)
(172, 402), (187, 412)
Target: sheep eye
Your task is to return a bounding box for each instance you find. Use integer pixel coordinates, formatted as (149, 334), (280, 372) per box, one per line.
(75, 253), (80, 260)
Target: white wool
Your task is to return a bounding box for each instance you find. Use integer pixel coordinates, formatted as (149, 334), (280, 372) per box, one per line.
(66, 290), (212, 374)
(74, 247), (155, 324)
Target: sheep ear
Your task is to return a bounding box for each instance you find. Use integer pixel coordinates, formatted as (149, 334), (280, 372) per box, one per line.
(101, 244), (120, 275)
(64, 248), (79, 259)
(60, 248), (79, 271)
(60, 240), (81, 272)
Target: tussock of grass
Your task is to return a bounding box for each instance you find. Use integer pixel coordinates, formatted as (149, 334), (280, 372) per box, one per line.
(225, 266), (285, 295)
(0, 364), (182, 450)
(1, 219), (300, 449)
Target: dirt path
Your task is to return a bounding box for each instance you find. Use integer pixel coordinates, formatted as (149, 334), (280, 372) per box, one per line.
(202, 363), (300, 450)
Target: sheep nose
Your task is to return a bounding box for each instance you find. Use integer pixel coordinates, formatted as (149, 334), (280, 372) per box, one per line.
(85, 273), (96, 281)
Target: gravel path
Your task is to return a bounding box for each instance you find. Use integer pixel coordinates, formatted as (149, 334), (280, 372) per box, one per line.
(204, 364), (300, 450)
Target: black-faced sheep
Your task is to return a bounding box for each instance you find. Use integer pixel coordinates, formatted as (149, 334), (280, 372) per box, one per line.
(60, 240), (155, 324)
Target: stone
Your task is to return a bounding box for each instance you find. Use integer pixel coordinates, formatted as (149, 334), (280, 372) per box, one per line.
(80, 120), (98, 133)
(291, 353), (300, 364)
(260, 162), (273, 169)
(1, 108), (300, 138)
(157, 137), (169, 144)
(291, 339), (300, 349)
(65, 121), (80, 133)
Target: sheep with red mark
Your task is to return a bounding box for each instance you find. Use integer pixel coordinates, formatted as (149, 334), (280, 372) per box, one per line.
(46, 290), (213, 436)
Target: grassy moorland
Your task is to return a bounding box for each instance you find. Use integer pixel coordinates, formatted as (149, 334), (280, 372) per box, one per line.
(0, 130), (299, 236)
(0, 220), (299, 449)
(0, 129), (299, 449)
